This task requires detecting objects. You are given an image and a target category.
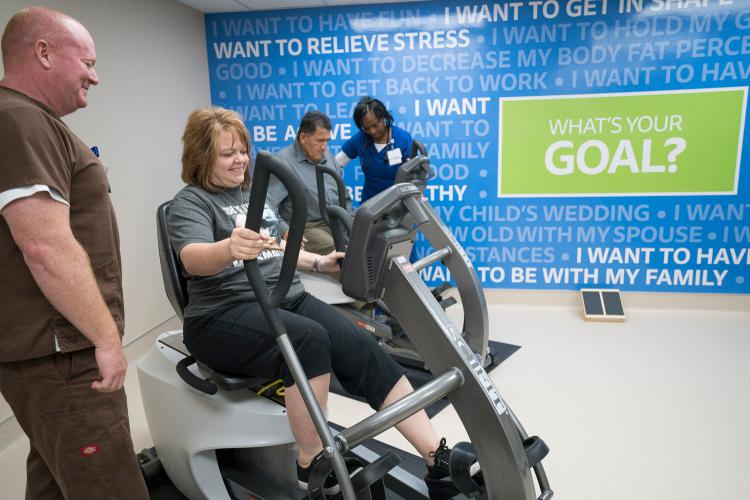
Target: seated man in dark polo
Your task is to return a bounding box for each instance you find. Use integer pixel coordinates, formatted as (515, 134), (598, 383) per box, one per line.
(269, 110), (351, 258)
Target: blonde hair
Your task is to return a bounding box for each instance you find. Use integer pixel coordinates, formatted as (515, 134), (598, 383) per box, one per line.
(181, 107), (251, 192)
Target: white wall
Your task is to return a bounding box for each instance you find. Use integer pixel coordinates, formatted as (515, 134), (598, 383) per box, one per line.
(0, 0), (208, 423)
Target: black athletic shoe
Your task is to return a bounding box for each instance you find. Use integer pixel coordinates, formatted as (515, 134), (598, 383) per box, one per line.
(297, 461), (340, 496)
(425, 438), (460, 499)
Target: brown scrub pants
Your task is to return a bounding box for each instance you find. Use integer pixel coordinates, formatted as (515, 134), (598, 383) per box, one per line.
(0, 347), (148, 500)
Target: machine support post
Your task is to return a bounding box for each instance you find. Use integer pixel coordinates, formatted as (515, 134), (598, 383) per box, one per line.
(382, 257), (538, 499)
(276, 334), (357, 499)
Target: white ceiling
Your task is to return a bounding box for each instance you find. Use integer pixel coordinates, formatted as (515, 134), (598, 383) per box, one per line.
(176, 0), (427, 13)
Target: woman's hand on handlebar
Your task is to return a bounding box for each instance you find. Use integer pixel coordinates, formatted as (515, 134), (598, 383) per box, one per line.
(228, 227), (266, 260)
(319, 250), (345, 273)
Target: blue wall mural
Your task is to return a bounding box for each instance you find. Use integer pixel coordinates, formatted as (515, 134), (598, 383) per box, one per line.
(205, 0), (750, 293)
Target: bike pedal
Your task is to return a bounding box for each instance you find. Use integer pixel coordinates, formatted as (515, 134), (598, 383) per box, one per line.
(439, 297), (457, 310)
(430, 283), (453, 299)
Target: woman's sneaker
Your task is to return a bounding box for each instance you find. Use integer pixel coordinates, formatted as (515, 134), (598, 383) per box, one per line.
(425, 438), (460, 499)
(425, 438), (483, 499)
(297, 461), (340, 496)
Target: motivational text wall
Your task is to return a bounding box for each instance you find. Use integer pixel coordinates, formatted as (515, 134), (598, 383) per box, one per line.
(206, 0), (750, 293)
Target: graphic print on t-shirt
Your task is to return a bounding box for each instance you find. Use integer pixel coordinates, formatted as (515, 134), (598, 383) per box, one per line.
(258, 204), (283, 262)
(220, 201), (249, 269)
(222, 201), (284, 267)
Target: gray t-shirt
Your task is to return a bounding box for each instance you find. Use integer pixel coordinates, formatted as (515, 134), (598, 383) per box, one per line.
(167, 184), (304, 319)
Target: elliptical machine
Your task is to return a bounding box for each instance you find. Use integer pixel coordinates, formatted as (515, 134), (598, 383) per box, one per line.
(309, 145), (495, 371)
(139, 151), (553, 499)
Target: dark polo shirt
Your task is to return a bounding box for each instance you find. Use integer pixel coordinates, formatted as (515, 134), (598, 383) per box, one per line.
(269, 140), (351, 235)
(0, 86), (124, 361)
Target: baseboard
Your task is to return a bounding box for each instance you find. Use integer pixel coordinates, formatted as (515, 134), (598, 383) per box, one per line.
(482, 288), (749, 313)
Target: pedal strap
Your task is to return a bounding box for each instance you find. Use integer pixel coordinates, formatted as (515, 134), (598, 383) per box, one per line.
(523, 435), (550, 467)
(306, 454), (334, 499)
(448, 442), (485, 498)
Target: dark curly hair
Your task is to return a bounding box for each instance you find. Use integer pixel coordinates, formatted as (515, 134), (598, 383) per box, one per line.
(352, 96), (393, 132)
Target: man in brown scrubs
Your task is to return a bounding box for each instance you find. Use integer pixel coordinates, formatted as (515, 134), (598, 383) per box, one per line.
(0, 7), (148, 499)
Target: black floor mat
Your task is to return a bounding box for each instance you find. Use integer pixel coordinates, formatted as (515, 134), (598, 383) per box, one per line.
(145, 469), (189, 499)
(330, 340), (520, 418)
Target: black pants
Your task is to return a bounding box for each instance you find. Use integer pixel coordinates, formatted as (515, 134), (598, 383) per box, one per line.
(183, 292), (404, 410)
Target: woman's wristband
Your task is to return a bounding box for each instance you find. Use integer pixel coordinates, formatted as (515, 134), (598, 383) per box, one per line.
(313, 255), (322, 272)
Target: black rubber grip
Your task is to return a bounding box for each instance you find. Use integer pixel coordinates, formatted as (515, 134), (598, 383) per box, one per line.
(243, 151), (307, 337)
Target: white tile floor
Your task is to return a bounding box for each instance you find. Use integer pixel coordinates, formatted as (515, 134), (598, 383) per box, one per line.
(1, 295), (749, 500)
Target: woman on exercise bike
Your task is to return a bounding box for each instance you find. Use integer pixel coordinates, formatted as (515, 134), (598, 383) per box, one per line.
(166, 107), (461, 498)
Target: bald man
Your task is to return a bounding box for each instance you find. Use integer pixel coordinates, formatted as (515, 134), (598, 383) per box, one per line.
(0, 8), (148, 499)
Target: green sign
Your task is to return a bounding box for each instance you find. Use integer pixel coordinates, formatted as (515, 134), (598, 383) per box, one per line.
(498, 88), (746, 197)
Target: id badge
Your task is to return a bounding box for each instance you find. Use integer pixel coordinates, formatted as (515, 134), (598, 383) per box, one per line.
(387, 147), (403, 166)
